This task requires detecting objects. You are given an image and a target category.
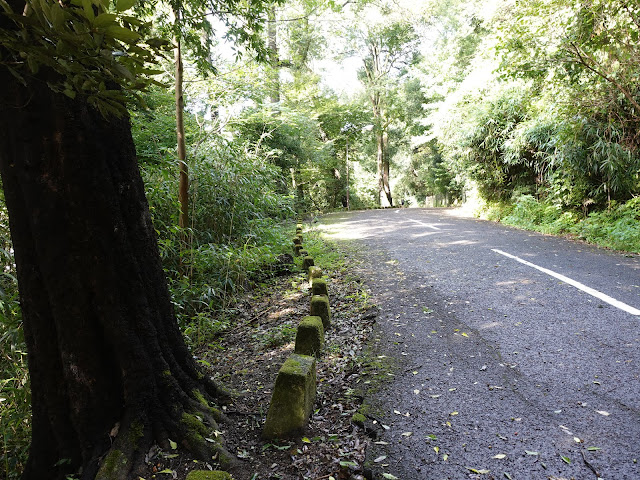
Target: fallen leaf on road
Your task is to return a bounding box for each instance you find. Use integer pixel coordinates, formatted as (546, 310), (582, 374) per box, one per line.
(466, 467), (490, 474)
(493, 454), (506, 459)
(595, 410), (610, 416)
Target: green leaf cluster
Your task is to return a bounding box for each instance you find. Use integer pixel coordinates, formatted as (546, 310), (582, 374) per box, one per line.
(0, 0), (169, 116)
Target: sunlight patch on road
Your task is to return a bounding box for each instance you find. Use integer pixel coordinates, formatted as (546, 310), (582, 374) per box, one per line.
(316, 221), (395, 240)
(411, 231), (441, 239)
(408, 219), (441, 230)
(492, 249), (640, 316)
(479, 321), (502, 330)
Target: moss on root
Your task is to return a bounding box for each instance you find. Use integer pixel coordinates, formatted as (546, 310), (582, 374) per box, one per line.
(186, 471), (234, 480)
(351, 413), (366, 427)
(95, 449), (127, 480)
(182, 412), (209, 437)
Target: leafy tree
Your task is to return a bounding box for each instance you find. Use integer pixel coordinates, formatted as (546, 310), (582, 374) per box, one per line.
(496, 0), (640, 206)
(0, 0), (281, 477)
(355, 20), (419, 206)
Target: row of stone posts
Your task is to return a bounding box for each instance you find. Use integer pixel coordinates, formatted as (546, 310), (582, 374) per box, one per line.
(262, 224), (332, 439)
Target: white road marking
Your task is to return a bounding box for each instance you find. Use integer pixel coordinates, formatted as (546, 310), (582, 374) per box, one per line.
(492, 249), (640, 316)
(409, 219), (441, 230)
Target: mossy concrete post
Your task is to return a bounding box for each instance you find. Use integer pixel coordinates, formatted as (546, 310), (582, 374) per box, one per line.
(299, 249), (308, 259)
(311, 277), (328, 297)
(310, 295), (331, 329)
(292, 237), (302, 254)
(308, 266), (322, 280)
(186, 471), (234, 480)
(294, 244), (303, 256)
(262, 354), (317, 439)
(296, 223), (303, 231)
(302, 256), (314, 272)
(294, 316), (324, 357)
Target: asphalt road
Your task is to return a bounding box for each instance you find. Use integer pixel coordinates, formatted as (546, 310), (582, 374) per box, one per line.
(318, 208), (640, 480)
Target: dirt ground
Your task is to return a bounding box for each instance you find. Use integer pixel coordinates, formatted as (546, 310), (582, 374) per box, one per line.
(144, 243), (380, 480)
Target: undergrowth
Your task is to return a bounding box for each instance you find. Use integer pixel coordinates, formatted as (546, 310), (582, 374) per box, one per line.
(0, 197), (30, 480)
(479, 195), (640, 253)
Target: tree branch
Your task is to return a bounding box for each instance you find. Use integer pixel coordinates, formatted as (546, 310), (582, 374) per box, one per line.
(568, 42), (640, 113)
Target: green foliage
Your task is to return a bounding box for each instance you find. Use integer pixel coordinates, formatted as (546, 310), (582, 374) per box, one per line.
(234, 106), (341, 212)
(483, 195), (640, 253)
(571, 198), (640, 252)
(0, 193), (30, 480)
(137, 124), (295, 335)
(258, 323), (297, 349)
(0, 0), (168, 116)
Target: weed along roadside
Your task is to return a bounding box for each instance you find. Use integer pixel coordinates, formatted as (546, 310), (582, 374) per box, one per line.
(188, 222), (382, 480)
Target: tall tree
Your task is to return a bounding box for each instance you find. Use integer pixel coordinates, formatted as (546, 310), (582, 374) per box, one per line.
(0, 0), (273, 477)
(356, 21), (418, 206)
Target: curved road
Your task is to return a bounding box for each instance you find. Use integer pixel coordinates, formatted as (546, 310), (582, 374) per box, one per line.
(319, 208), (640, 480)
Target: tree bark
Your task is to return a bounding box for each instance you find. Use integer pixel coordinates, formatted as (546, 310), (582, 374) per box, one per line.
(267, 6), (280, 104)
(381, 129), (392, 206)
(0, 69), (231, 480)
(175, 30), (189, 249)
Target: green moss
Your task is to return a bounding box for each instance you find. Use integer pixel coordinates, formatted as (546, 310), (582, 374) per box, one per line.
(310, 295), (331, 329)
(294, 316), (324, 357)
(96, 449), (127, 479)
(311, 277), (328, 297)
(162, 370), (172, 377)
(128, 420), (144, 447)
(302, 256), (315, 272)
(185, 470), (234, 480)
(181, 412), (208, 437)
(262, 354), (317, 439)
(351, 413), (366, 426)
(192, 389), (209, 408)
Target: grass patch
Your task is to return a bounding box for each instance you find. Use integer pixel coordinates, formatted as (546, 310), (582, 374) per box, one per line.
(479, 195), (640, 253)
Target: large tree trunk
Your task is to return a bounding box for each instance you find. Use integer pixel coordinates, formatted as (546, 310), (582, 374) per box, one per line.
(0, 70), (232, 480)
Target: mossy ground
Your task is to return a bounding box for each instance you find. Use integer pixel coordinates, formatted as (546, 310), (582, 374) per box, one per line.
(185, 470), (234, 480)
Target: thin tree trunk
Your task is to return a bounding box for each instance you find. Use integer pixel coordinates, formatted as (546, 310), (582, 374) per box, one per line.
(0, 67), (232, 480)
(376, 129), (384, 206)
(346, 139), (350, 210)
(382, 129), (392, 206)
(267, 6), (280, 104)
(175, 35), (189, 249)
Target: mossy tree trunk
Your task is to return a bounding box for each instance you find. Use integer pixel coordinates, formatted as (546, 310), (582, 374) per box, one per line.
(0, 66), (230, 480)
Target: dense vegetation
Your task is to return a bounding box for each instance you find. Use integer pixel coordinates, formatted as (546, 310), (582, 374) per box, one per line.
(1, 0), (639, 477)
